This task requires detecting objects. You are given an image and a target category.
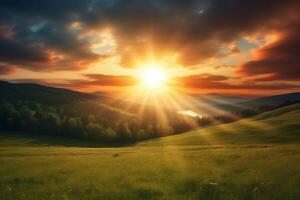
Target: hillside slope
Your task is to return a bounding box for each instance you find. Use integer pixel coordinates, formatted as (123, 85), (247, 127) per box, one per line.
(139, 103), (300, 146)
(242, 92), (300, 107)
(0, 81), (94, 105)
(1, 105), (300, 200)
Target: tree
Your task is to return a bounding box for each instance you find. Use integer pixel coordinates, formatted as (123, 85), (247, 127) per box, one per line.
(86, 122), (105, 140)
(117, 121), (133, 141)
(105, 127), (117, 142)
(20, 107), (36, 131)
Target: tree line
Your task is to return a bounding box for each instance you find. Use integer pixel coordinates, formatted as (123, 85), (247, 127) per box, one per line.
(0, 100), (196, 143)
(0, 99), (290, 143)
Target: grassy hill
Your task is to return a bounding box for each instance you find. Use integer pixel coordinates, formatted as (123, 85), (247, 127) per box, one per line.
(2, 103), (299, 148)
(139, 103), (300, 146)
(211, 92), (300, 115)
(1, 104), (300, 199)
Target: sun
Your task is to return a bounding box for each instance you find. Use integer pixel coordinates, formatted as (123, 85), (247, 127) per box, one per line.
(138, 66), (167, 89)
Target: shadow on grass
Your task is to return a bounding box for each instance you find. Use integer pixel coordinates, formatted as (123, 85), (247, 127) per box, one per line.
(0, 131), (133, 148)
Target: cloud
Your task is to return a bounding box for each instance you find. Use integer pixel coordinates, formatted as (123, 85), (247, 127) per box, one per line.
(52, 74), (136, 89)
(1, 0), (300, 97)
(10, 73), (137, 93)
(0, 0), (299, 72)
(12, 73), (300, 94)
(0, 37), (50, 65)
(238, 25), (300, 81)
(0, 32), (105, 71)
(83, 74), (137, 86)
(0, 64), (15, 75)
(175, 73), (229, 88)
(0, 25), (14, 39)
(174, 73), (300, 90)
(0, 1), (105, 72)
(100, 0), (300, 67)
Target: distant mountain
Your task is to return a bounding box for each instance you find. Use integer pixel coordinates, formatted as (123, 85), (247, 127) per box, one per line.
(242, 92), (300, 107)
(183, 93), (247, 116)
(192, 93), (247, 105)
(0, 81), (94, 106)
(0, 81), (134, 119)
(92, 91), (113, 98)
(0, 81), (157, 116)
(188, 92), (300, 115)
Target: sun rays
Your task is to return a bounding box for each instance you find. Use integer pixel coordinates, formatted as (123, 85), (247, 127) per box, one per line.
(99, 58), (271, 143)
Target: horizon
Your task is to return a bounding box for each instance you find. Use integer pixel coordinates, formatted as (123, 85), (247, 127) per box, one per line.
(3, 79), (300, 99)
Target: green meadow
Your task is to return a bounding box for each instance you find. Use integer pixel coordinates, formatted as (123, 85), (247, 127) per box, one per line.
(1, 104), (300, 200)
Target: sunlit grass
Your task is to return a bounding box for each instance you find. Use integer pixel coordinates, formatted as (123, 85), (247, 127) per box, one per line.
(139, 103), (300, 147)
(1, 145), (300, 200)
(1, 104), (300, 199)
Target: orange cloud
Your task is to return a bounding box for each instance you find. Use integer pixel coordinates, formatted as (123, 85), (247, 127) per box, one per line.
(238, 25), (300, 81)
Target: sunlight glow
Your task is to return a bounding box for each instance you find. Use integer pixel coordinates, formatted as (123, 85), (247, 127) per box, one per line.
(138, 65), (167, 90)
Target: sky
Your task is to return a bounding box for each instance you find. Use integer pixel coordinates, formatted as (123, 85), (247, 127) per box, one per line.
(0, 0), (299, 97)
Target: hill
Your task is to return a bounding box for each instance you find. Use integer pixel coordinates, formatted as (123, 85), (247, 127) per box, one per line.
(0, 81), (205, 142)
(0, 81), (141, 143)
(2, 103), (299, 148)
(242, 92), (300, 107)
(192, 93), (246, 105)
(1, 80), (300, 144)
(203, 92), (300, 117)
(0, 81), (94, 105)
(0, 103), (300, 199)
(139, 103), (300, 146)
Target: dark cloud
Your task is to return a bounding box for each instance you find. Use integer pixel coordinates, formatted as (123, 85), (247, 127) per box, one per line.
(238, 25), (300, 81)
(0, 0), (93, 22)
(0, 0), (299, 72)
(0, 25), (14, 39)
(99, 0), (300, 67)
(0, 37), (49, 65)
(0, 27), (105, 71)
(0, 0), (105, 71)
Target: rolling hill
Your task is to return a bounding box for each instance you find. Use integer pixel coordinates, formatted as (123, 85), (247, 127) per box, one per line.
(140, 103), (300, 146)
(241, 92), (300, 107)
(1, 80), (300, 143)
(203, 92), (300, 116)
(2, 81), (299, 115)
(0, 103), (300, 200)
(0, 81), (94, 105)
(0, 80), (135, 119)
(1, 102), (299, 147)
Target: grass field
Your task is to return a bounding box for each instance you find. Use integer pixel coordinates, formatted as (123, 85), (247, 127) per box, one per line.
(1, 104), (300, 200)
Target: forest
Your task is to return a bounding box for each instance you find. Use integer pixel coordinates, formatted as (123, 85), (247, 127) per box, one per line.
(0, 98), (283, 143)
